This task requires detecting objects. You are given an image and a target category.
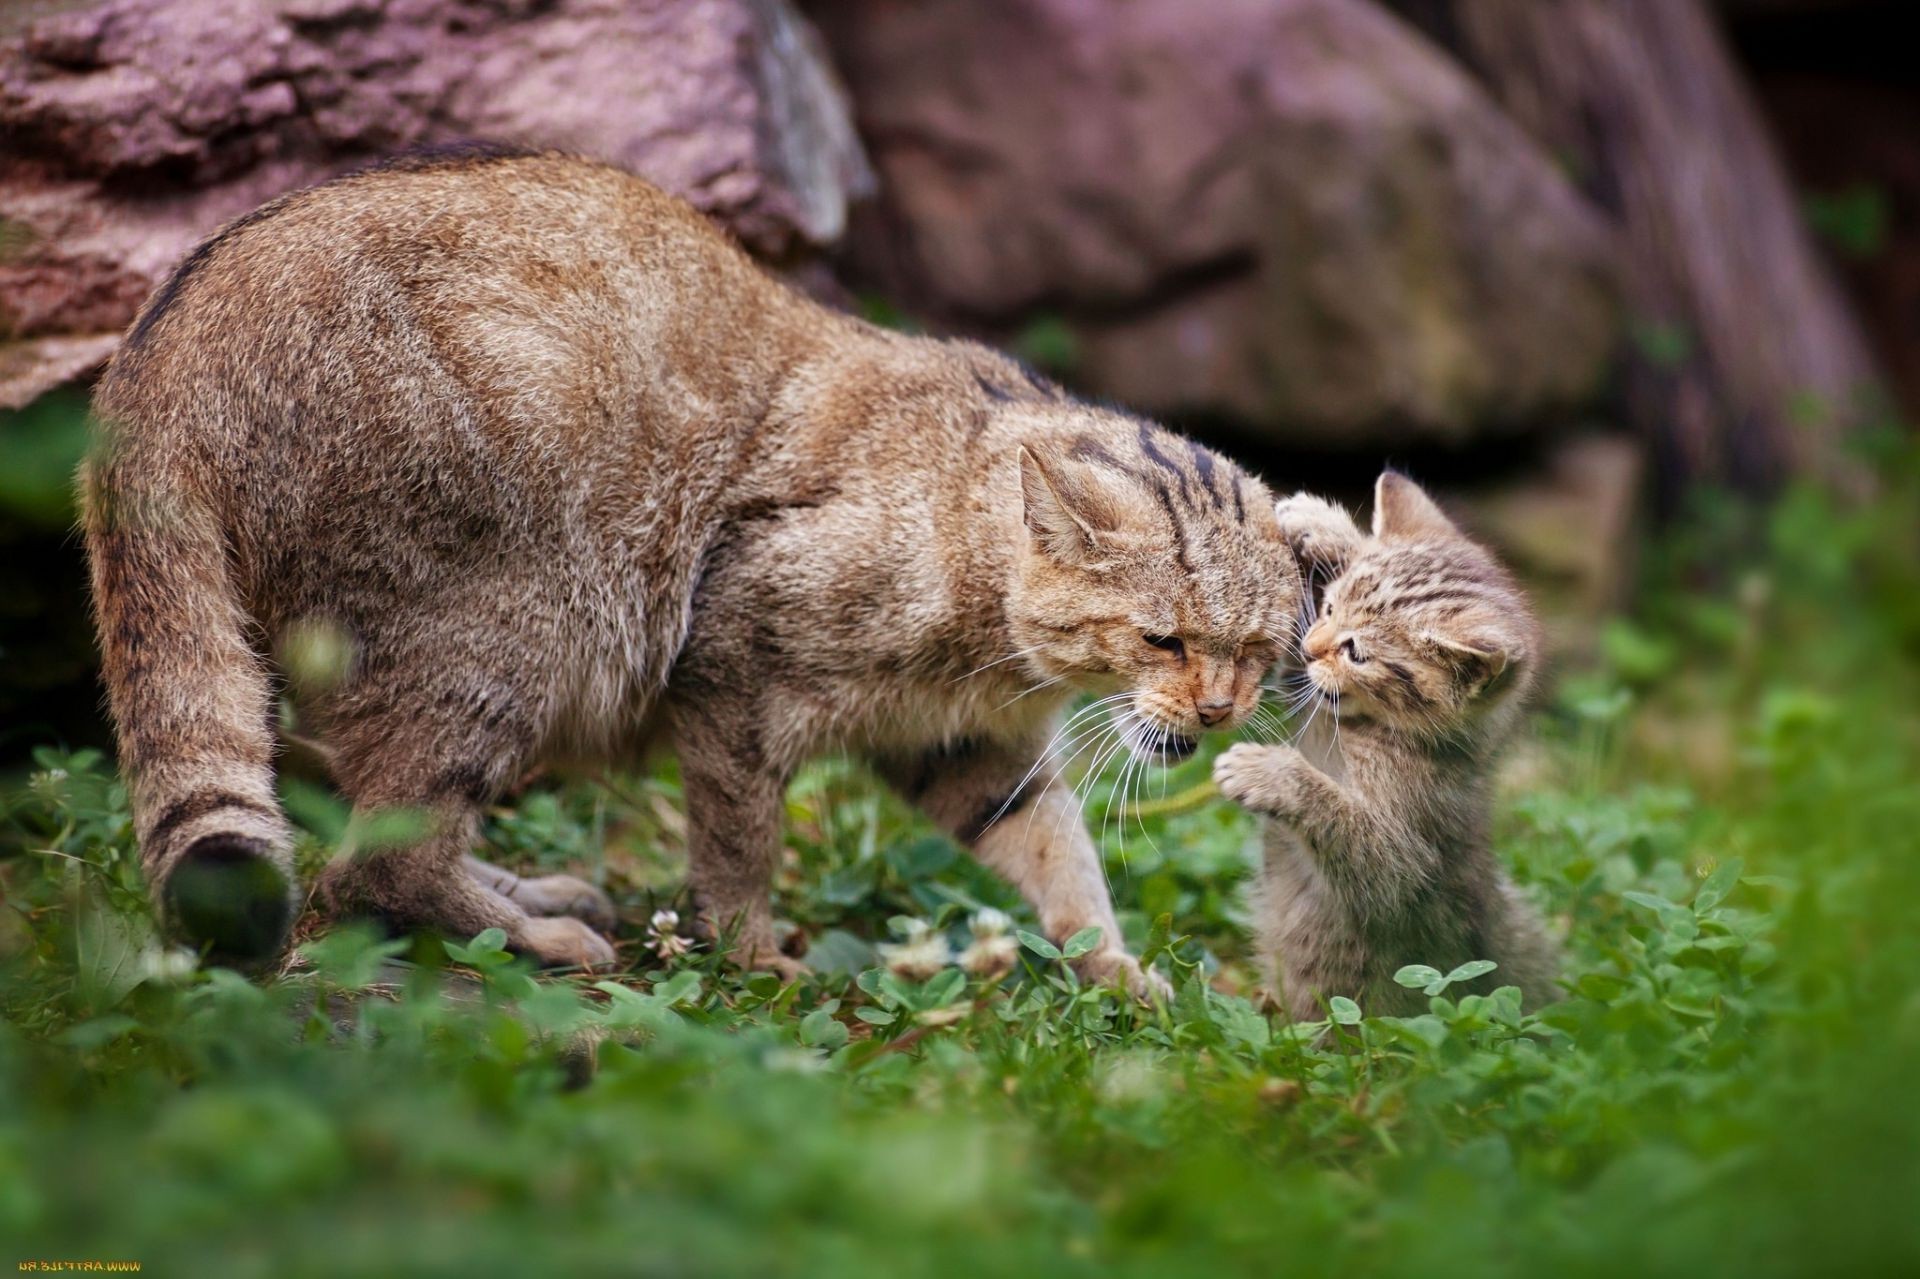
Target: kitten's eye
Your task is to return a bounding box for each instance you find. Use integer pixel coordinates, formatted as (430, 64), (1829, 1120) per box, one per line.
(1142, 633), (1186, 659)
(1340, 637), (1367, 663)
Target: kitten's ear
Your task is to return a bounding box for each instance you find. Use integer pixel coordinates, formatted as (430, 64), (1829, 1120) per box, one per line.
(1018, 446), (1149, 567)
(1372, 471), (1458, 542)
(1429, 634), (1515, 696)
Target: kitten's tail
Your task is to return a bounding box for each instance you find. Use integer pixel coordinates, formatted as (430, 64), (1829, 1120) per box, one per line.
(82, 443), (296, 966)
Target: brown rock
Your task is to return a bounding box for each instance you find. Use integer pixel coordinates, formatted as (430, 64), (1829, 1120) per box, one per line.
(0, 0), (872, 409)
(1445, 432), (1645, 661)
(814, 0), (1622, 449)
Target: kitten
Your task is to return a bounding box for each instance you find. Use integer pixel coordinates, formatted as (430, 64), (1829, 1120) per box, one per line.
(83, 147), (1301, 988)
(1213, 472), (1560, 1019)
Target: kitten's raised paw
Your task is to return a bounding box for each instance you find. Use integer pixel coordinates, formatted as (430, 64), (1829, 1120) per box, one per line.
(514, 916), (618, 971)
(1274, 493), (1361, 571)
(1213, 741), (1300, 814)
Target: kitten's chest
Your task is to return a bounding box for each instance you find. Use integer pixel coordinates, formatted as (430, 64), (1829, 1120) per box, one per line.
(1294, 713), (1348, 784)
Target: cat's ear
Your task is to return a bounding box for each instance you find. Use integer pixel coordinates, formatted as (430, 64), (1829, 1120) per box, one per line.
(1372, 471), (1457, 542)
(1428, 634), (1515, 696)
(1018, 446), (1150, 566)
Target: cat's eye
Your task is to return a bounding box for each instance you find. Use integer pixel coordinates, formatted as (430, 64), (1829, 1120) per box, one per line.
(1142, 633), (1185, 659)
(1340, 637), (1367, 663)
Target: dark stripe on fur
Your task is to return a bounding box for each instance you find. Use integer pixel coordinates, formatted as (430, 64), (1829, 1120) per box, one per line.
(1186, 440), (1220, 502)
(1136, 422), (1190, 497)
(148, 789), (275, 846)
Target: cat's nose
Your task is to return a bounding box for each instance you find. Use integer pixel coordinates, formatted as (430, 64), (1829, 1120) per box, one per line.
(1302, 625), (1335, 662)
(1195, 699), (1233, 727)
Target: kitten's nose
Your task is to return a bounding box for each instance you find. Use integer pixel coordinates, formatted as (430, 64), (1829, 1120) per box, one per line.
(1195, 699), (1233, 726)
(1303, 623), (1335, 663)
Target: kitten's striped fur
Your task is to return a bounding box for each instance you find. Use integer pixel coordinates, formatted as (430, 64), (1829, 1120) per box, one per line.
(82, 150), (1301, 985)
(1215, 472), (1560, 1019)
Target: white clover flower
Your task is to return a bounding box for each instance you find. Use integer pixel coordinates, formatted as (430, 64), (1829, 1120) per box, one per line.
(958, 932), (1019, 979)
(647, 909), (691, 960)
(878, 919), (950, 981)
(969, 908), (1012, 940)
(140, 946), (199, 985)
(914, 1005), (969, 1028)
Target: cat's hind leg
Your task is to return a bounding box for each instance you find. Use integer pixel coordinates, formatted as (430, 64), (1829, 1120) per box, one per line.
(309, 604), (617, 969)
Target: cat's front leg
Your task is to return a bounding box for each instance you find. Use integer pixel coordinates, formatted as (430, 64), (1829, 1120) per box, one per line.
(673, 702), (805, 983)
(878, 740), (1167, 1000)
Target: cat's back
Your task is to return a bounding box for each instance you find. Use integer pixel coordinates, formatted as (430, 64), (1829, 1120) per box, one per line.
(88, 147), (828, 632)
(96, 148), (807, 459)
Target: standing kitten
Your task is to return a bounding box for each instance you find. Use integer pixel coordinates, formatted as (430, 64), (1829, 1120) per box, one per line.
(1213, 473), (1559, 1019)
(83, 148), (1300, 987)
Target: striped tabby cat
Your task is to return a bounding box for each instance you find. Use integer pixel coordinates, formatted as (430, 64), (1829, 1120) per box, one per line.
(83, 149), (1301, 990)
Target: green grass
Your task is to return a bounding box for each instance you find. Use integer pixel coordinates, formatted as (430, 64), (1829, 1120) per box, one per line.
(3, 450), (1918, 1277)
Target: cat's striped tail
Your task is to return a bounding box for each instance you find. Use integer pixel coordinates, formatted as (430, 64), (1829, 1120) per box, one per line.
(81, 445), (296, 966)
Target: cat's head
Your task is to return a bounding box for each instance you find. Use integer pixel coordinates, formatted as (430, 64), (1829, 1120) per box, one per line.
(1299, 472), (1539, 739)
(1006, 419), (1301, 763)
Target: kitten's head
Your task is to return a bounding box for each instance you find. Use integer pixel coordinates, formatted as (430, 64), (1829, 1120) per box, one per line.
(1006, 417), (1301, 763)
(1300, 472), (1539, 740)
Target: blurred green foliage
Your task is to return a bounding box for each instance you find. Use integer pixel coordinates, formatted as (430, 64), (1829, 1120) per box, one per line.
(1804, 184), (1891, 261)
(1014, 314), (1080, 376)
(0, 389), (90, 528)
(1, 433), (1918, 1274)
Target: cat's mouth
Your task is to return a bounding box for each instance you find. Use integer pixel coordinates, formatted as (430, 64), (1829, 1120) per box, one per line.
(1120, 718), (1199, 764)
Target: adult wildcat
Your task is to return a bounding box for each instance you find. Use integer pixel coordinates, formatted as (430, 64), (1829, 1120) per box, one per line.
(1213, 473), (1559, 1018)
(84, 147), (1301, 990)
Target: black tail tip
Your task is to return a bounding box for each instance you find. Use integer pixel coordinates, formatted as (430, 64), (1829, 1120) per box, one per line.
(164, 834), (294, 968)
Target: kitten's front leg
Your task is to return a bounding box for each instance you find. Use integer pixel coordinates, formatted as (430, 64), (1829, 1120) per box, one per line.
(878, 740), (1167, 1000)
(1274, 493), (1366, 587)
(1217, 743), (1430, 917)
(1213, 741), (1320, 810)
(1213, 741), (1340, 821)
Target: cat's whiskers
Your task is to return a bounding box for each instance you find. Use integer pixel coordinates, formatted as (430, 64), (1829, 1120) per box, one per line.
(997, 695), (1128, 819)
(991, 674), (1066, 715)
(947, 644), (1048, 685)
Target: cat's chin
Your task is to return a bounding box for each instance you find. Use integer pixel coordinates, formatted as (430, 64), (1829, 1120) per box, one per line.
(1120, 719), (1199, 765)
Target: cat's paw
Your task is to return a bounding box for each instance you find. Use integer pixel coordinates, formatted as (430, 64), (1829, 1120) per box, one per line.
(1274, 493), (1361, 574)
(1075, 947), (1172, 1003)
(506, 873), (618, 932)
(1213, 742), (1306, 815)
(514, 916), (618, 971)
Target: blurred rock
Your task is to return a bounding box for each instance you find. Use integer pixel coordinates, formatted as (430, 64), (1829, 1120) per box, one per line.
(1392, 0), (1887, 498)
(0, 0), (872, 409)
(814, 0), (1622, 448)
(1446, 432), (1645, 661)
